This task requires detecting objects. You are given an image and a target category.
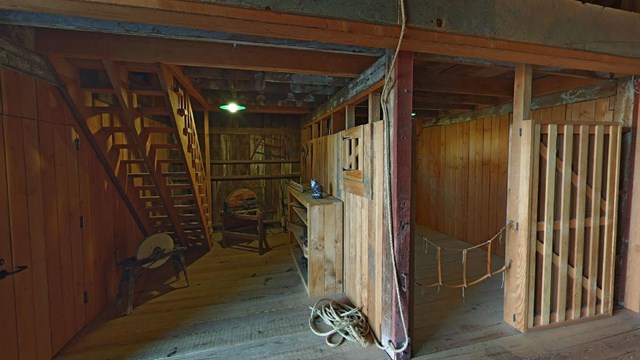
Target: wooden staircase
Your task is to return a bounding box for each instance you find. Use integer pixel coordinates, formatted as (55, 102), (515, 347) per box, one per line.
(51, 59), (213, 248)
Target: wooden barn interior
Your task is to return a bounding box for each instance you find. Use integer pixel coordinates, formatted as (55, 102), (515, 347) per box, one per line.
(2, 1), (640, 360)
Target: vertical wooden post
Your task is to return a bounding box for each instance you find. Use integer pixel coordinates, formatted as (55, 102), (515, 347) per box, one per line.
(346, 105), (356, 129)
(369, 92), (381, 123)
(625, 88), (640, 312)
(504, 63), (535, 332)
(382, 51), (413, 360)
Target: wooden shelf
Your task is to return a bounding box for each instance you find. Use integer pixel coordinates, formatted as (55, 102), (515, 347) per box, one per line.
(291, 205), (308, 225)
(287, 187), (343, 297)
(292, 230), (308, 258)
(290, 245), (308, 292)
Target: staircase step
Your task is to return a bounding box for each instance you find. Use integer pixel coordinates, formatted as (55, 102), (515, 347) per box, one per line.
(167, 183), (192, 189)
(152, 144), (180, 149)
(112, 144), (136, 150)
(134, 184), (155, 189)
(140, 195), (160, 200)
(121, 159), (146, 164)
(157, 159), (184, 164)
(143, 126), (175, 134)
(162, 172), (188, 177)
(128, 172), (151, 177)
(134, 107), (171, 116)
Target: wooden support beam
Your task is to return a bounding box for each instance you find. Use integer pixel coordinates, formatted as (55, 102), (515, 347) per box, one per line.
(209, 127), (299, 136)
(345, 105), (356, 129)
(504, 63), (535, 333)
(306, 53), (388, 126)
(425, 79), (617, 127)
(413, 91), (503, 106)
(368, 92), (381, 123)
(211, 159), (299, 165)
(35, 29), (376, 77)
(382, 51), (413, 360)
(7, 0), (640, 73)
(211, 173), (300, 181)
(0, 34), (56, 84)
(413, 73), (514, 97)
(624, 83), (640, 312)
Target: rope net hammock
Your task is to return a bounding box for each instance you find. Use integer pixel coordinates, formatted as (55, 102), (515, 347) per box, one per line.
(415, 224), (512, 298)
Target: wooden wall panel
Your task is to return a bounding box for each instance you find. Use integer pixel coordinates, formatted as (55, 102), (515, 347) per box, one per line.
(416, 114), (510, 255)
(306, 121), (385, 338)
(0, 68), (145, 358)
(209, 116), (301, 226)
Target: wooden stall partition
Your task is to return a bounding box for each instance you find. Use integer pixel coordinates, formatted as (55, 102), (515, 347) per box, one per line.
(528, 99), (621, 328)
(501, 76), (625, 332)
(305, 121), (385, 339)
(0, 69), (145, 358)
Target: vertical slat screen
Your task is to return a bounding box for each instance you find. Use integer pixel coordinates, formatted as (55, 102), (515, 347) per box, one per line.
(531, 121), (620, 327)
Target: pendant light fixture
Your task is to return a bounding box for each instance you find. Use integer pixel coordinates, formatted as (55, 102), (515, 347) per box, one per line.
(219, 102), (246, 113)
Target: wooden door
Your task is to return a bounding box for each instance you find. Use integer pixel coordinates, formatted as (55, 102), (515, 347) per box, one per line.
(0, 115), (20, 360)
(0, 114), (85, 359)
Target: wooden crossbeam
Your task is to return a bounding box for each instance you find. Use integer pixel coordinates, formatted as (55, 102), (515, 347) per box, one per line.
(35, 29), (376, 77)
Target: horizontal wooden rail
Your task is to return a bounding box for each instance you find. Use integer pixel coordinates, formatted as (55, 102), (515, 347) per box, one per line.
(211, 159), (300, 165)
(211, 174), (300, 181)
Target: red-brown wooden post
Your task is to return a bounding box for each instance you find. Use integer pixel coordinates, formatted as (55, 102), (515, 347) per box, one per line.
(386, 50), (413, 360)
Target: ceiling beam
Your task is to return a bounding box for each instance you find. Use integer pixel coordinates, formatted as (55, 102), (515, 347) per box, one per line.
(4, 0), (640, 73)
(413, 73), (514, 97)
(425, 78), (618, 127)
(213, 105), (308, 114)
(306, 53), (388, 125)
(192, 78), (339, 95)
(35, 29), (377, 77)
(183, 67), (351, 87)
(0, 10), (382, 56)
(412, 102), (475, 111)
(0, 33), (56, 83)
(413, 91), (503, 106)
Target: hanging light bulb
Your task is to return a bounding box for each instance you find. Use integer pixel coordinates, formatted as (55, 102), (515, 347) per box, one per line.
(219, 102), (246, 113)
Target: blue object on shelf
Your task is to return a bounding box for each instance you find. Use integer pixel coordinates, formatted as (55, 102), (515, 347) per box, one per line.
(310, 179), (323, 199)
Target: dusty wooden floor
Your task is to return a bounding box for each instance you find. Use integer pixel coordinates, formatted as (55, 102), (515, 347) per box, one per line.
(55, 230), (388, 360)
(412, 226), (640, 360)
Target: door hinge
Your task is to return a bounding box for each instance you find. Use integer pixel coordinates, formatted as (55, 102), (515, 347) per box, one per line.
(74, 138), (80, 151)
(399, 272), (408, 293)
(83, 291), (89, 304)
(519, 128), (522, 137)
(79, 216), (85, 229)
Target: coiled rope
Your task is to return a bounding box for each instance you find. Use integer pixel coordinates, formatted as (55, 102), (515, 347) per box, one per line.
(308, 299), (374, 348)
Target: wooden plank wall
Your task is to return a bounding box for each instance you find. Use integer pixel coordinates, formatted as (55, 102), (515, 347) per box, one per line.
(415, 114), (510, 256)
(209, 113), (301, 225)
(305, 121), (385, 338)
(0, 68), (144, 359)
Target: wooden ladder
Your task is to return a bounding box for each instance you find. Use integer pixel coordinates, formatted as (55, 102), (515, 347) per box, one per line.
(50, 59), (213, 248)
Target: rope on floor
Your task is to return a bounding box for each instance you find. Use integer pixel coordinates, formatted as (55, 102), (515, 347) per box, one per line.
(415, 224), (512, 296)
(308, 299), (374, 348)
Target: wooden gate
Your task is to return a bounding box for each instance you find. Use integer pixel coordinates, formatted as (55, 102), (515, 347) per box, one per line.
(529, 120), (621, 328)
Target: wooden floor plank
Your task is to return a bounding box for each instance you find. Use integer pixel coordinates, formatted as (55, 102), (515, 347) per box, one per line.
(412, 226), (639, 360)
(55, 232), (387, 360)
